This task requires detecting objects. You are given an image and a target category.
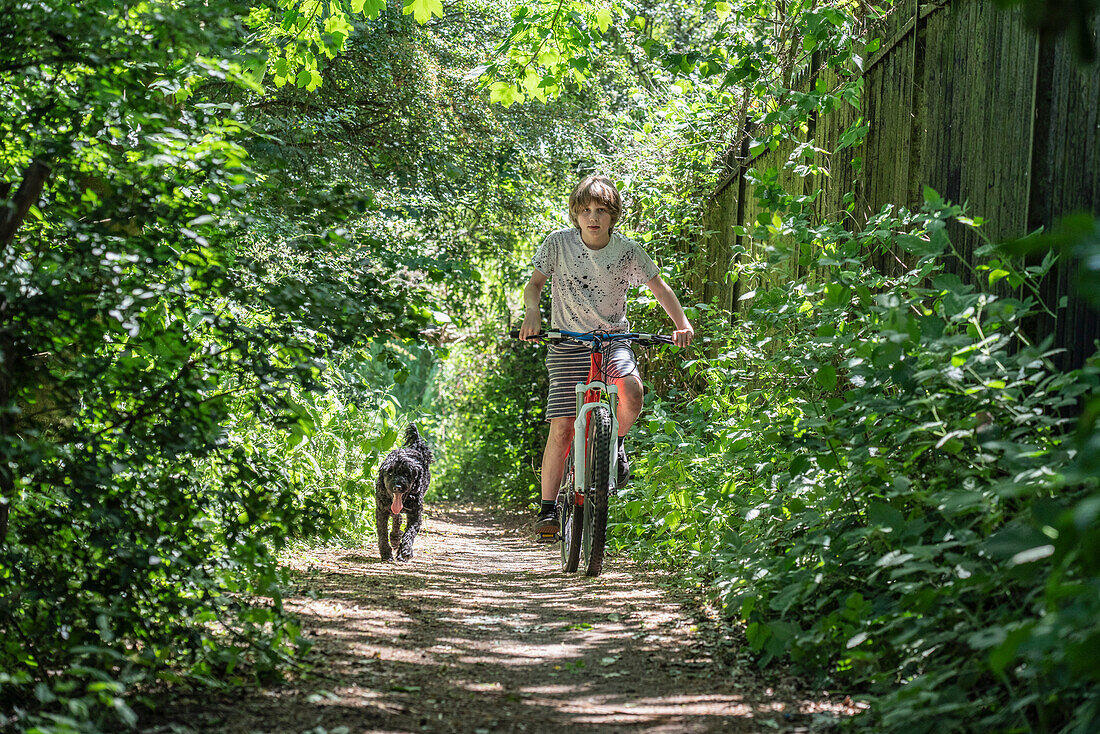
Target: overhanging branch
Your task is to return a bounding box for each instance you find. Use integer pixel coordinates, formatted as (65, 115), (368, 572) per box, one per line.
(0, 158), (53, 246)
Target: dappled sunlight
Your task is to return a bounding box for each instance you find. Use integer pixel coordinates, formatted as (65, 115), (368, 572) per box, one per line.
(144, 504), (859, 732)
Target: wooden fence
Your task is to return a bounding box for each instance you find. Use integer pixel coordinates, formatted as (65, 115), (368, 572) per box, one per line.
(698, 0), (1100, 368)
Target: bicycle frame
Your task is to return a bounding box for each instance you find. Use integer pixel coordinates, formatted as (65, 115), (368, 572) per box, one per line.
(571, 364), (619, 496)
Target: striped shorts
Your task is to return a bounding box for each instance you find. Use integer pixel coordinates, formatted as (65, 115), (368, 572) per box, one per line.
(545, 342), (639, 420)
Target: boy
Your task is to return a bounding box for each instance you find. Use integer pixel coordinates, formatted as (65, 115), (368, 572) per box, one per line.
(518, 174), (694, 535)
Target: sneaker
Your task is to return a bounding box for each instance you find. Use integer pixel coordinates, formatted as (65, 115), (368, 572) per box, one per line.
(616, 443), (631, 487)
(534, 507), (559, 535)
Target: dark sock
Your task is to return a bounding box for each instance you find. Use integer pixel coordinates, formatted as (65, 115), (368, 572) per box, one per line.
(540, 500), (556, 514)
(617, 435), (625, 451)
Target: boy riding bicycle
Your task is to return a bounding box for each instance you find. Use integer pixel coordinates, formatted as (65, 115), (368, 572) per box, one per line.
(518, 174), (695, 536)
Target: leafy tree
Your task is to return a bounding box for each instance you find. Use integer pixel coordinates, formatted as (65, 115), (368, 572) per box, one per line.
(0, 0), (451, 730)
(0, 0), (623, 726)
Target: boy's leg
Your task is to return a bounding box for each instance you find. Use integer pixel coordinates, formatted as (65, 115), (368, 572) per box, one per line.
(613, 374), (644, 437)
(613, 374), (644, 485)
(535, 417), (574, 532)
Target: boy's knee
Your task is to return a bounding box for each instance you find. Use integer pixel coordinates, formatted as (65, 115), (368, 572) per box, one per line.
(547, 418), (574, 445)
(617, 376), (643, 403)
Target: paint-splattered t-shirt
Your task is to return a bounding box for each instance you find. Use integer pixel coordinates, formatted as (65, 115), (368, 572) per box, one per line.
(532, 228), (659, 333)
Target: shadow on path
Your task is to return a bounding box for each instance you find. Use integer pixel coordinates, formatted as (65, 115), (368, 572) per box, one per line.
(143, 505), (855, 733)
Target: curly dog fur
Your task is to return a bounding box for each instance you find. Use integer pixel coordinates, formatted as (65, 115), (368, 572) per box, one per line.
(375, 423), (433, 561)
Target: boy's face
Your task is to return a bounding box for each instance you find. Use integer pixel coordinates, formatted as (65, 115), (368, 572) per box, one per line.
(575, 199), (612, 245)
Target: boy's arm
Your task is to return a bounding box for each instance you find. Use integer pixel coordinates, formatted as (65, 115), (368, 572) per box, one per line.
(519, 270), (548, 340)
(645, 275), (695, 347)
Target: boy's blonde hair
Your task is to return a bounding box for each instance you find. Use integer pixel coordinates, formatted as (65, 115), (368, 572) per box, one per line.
(568, 174), (622, 234)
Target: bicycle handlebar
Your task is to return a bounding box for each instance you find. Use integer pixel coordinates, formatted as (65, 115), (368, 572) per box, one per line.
(509, 329), (675, 347)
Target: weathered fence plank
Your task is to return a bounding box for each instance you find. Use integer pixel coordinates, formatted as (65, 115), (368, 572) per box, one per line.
(704, 0), (1100, 368)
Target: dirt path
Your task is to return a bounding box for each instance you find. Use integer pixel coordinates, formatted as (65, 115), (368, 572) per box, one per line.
(144, 505), (857, 733)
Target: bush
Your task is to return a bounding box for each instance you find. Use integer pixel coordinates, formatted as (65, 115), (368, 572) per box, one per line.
(611, 196), (1100, 731)
(430, 325), (548, 505)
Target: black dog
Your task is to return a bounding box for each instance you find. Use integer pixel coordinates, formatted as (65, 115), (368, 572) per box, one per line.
(375, 423), (433, 561)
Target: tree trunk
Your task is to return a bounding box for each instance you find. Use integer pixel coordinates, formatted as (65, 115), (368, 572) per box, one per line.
(0, 158), (52, 543)
(0, 158), (52, 246)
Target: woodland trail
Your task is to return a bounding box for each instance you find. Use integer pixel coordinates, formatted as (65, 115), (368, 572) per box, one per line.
(143, 505), (859, 733)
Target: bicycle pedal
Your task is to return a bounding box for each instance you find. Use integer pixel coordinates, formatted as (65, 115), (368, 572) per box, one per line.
(535, 532), (559, 543)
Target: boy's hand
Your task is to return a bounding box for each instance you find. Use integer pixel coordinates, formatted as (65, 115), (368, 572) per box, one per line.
(519, 308), (541, 340)
(672, 326), (694, 348)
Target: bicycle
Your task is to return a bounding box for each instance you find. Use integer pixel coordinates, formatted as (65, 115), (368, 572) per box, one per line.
(514, 329), (673, 577)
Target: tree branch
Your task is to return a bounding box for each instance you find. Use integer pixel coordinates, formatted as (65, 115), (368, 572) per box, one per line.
(0, 158), (52, 543)
(0, 158), (52, 246)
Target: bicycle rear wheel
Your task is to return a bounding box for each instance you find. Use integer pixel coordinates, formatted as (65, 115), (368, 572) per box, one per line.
(559, 452), (582, 573)
(581, 405), (613, 577)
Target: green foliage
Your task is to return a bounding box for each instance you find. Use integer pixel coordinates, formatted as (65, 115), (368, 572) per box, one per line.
(475, 1), (622, 106)
(0, 1), (442, 731)
(613, 198), (1100, 730)
(247, 0), (446, 90)
(479, 1), (1100, 731)
(429, 324), (548, 505)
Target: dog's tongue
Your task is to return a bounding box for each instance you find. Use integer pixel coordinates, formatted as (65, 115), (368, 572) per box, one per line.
(391, 493), (403, 515)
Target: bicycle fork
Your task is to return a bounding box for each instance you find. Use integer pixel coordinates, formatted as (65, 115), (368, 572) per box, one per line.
(572, 380), (619, 501)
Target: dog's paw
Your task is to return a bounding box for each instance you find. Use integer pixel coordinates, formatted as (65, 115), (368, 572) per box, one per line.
(395, 546), (414, 562)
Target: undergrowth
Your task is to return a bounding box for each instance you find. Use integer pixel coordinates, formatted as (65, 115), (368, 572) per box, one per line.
(610, 195), (1100, 732)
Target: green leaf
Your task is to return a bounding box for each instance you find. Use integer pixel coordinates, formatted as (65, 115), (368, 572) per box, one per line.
(896, 233), (944, 258)
(982, 525), (1049, 560)
(34, 682), (57, 703)
(790, 455), (811, 476)
(596, 7), (612, 32)
(815, 364), (837, 390)
(867, 501), (905, 533)
(745, 621), (770, 651)
(113, 698), (139, 728)
(990, 625), (1033, 675)
(324, 13), (353, 47)
(488, 80), (522, 107)
(350, 0), (387, 15)
(835, 118), (868, 152)
(403, 0), (443, 24)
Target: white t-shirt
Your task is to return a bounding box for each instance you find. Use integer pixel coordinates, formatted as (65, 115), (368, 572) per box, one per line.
(532, 227), (659, 333)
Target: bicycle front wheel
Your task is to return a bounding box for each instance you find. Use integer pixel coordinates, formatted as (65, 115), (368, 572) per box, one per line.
(580, 405), (613, 577)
